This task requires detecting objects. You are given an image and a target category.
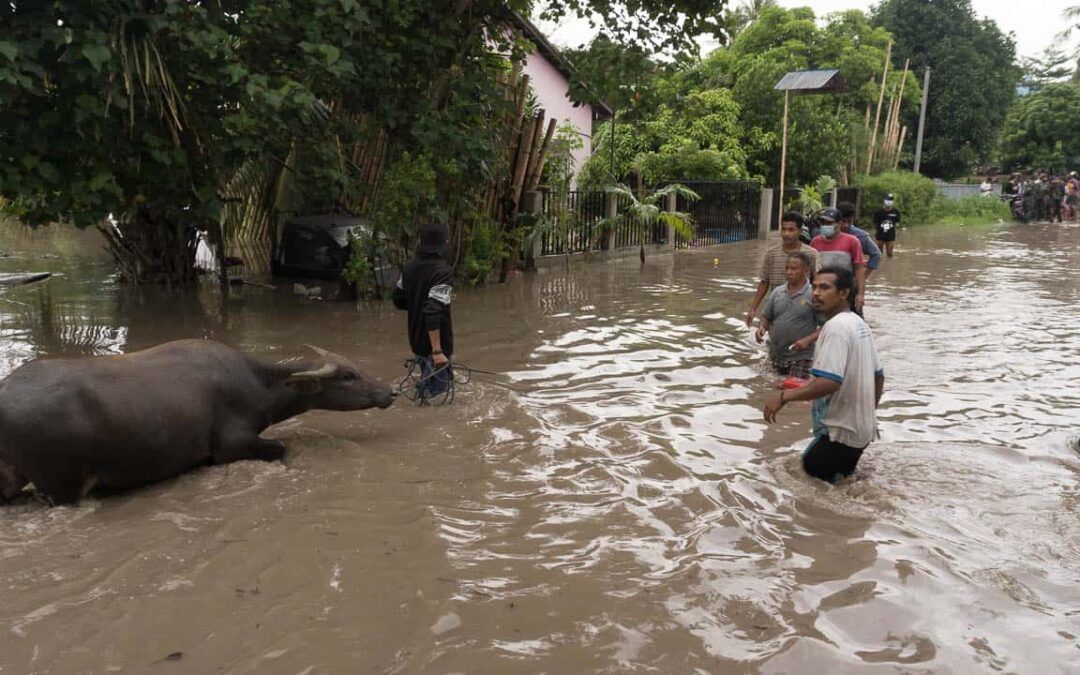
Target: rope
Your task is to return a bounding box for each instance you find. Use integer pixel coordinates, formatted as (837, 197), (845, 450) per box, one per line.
(395, 357), (521, 406)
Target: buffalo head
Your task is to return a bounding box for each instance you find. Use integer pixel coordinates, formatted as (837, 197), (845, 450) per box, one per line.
(284, 345), (395, 411)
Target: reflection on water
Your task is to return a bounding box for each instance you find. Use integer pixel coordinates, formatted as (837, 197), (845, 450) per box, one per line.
(1, 219), (1078, 673)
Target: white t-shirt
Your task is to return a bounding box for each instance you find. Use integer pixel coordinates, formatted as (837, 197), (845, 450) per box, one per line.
(810, 312), (883, 448)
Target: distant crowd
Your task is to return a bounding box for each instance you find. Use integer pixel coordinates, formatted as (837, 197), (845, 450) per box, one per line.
(999, 171), (1080, 223)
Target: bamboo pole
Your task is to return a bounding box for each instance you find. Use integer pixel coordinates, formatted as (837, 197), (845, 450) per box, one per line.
(894, 126), (907, 169)
(867, 39), (892, 173)
(509, 116), (537, 213)
(522, 111), (548, 193)
(526, 118), (557, 192)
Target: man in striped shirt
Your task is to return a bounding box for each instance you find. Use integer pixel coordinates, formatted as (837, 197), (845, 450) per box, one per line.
(745, 212), (819, 327)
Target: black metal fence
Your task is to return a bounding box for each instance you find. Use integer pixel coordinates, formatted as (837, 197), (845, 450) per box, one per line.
(539, 181), (761, 257)
(539, 190), (604, 256)
(672, 180), (760, 248)
(539, 191), (663, 256)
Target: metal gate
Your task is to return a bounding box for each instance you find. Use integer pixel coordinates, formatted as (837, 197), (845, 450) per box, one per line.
(673, 180), (760, 248)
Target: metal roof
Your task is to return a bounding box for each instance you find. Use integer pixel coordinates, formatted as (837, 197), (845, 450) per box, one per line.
(774, 69), (844, 93)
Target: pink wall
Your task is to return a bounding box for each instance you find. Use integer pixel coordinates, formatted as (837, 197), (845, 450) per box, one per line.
(522, 52), (595, 186)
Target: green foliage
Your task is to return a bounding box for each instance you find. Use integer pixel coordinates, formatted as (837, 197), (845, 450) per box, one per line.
(0, 1), (730, 284)
(529, 122), (585, 257)
(592, 6), (919, 190)
(461, 214), (506, 285)
(580, 88), (751, 189)
(855, 170), (938, 225)
(370, 152), (441, 263)
(872, 0), (1020, 179)
(796, 175), (837, 214)
(858, 171), (1009, 225)
(1000, 81), (1080, 173)
(542, 121), (585, 195)
(342, 230), (375, 296)
(599, 183), (699, 260)
(935, 195), (1011, 225)
(562, 36), (670, 118)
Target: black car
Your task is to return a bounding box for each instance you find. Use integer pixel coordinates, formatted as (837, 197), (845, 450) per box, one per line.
(272, 214), (398, 291)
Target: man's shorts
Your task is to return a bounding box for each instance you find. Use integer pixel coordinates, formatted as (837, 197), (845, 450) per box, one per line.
(875, 230), (896, 242)
(773, 359), (812, 379)
(801, 434), (866, 482)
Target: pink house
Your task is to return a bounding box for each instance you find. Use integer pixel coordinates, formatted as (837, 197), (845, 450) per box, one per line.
(511, 14), (612, 185)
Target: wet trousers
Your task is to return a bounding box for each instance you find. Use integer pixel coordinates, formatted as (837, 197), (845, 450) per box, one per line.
(802, 434), (866, 483)
(418, 355), (454, 399)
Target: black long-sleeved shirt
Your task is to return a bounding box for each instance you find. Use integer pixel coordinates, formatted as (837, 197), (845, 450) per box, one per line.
(392, 254), (454, 357)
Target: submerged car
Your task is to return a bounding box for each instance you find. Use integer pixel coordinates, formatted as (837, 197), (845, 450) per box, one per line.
(272, 214), (398, 293)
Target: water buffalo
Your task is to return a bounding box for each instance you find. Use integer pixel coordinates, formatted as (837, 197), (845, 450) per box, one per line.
(0, 340), (395, 505)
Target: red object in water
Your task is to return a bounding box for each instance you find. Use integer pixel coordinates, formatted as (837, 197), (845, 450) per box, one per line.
(781, 376), (808, 390)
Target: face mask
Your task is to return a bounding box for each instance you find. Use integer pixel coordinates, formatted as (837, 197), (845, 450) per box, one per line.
(820, 225), (836, 238)
(884, 200), (894, 208)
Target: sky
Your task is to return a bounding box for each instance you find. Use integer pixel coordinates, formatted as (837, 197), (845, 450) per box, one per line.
(535, 0), (1078, 62)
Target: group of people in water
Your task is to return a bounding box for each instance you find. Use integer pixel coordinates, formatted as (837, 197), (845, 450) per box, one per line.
(748, 196), (898, 483)
(1001, 171), (1080, 223)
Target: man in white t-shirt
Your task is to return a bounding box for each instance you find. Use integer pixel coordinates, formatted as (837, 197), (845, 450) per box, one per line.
(762, 266), (885, 482)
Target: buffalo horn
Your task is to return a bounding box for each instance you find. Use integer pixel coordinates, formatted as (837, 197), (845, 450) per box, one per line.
(290, 362), (338, 380)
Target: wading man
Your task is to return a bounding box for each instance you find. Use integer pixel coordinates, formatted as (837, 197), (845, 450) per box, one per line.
(809, 208), (866, 313)
(393, 222), (454, 400)
(837, 201), (881, 277)
(755, 252), (818, 379)
(745, 212), (818, 327)
(872, 194), (901, 258)
(762, 266), (884, 483)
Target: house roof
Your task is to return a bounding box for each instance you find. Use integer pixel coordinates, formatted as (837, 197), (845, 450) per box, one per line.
(774, 69), (845, 93)
(508, 11), (614, 118)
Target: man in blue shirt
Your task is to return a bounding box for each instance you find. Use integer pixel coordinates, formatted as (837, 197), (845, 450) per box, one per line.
(836, 202), (881, 279)
(836, 201), (880, 317)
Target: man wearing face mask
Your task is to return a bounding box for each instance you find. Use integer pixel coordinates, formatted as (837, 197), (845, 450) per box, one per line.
(810, 208), (865, 313)
(873, 194), (901, 258)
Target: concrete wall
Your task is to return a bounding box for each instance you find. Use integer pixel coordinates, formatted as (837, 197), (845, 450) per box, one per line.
(522, 51), (595, 185)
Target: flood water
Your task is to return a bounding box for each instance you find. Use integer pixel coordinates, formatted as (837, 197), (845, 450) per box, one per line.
(1, 220), (1078, 673)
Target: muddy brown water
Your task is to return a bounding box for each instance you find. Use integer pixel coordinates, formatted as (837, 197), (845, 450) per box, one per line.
(0, 221), (1077, 673)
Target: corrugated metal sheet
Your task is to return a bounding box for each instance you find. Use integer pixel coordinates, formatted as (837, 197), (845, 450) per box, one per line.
(774, 69), (843, 92)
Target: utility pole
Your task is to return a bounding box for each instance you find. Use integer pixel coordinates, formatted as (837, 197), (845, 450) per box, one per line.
(913, 66), (931, 174)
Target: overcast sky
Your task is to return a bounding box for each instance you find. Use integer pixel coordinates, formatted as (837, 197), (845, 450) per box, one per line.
(536, 1), (1077, 62)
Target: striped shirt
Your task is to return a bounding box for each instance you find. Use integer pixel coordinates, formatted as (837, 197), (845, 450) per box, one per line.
(758, 243), (819, 289)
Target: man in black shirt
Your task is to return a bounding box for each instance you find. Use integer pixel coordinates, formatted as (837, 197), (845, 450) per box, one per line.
(392, 222), (455, 400)
(872, 193), (901, 258)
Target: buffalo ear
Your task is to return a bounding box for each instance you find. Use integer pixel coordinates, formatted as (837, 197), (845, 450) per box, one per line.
(283, 376), (323, 394)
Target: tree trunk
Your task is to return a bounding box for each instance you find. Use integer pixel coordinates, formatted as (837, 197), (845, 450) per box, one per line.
(97, 206), (199, 286)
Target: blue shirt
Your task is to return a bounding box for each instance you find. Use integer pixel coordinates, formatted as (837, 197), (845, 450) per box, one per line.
(847, 225), (881, 270)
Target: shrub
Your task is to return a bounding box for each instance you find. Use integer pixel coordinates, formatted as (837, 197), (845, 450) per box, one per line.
(935, 195), (1011, 225)
(855, 170), (938, 225)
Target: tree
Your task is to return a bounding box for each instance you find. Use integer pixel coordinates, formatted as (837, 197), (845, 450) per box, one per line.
(563, 35), (670, 120)
(602, 183), (698, 263)
(1020, 47), (1075, 93)
(727, 0), (778, 37)
(693, 7), (912, 186)
(0, 1), (730, 285)
(872, 0), (1020, 179)
(579, 88), (752, 188)
(1000, 81), (1080, 172)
